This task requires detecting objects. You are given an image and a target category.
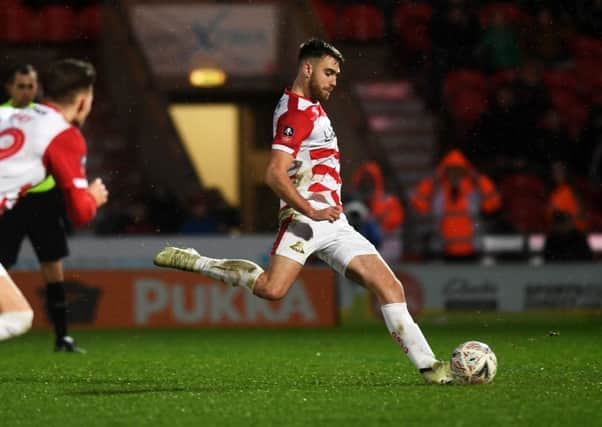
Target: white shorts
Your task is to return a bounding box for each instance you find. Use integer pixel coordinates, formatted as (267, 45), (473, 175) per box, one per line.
(271, 212), (379, 275)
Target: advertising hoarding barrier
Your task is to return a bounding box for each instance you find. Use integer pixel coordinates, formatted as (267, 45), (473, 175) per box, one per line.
(13, 268), (336, 329)
(12, 237), (601, 327)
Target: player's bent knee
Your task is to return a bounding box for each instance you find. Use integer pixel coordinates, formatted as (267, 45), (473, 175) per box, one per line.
(0, 310), (34, 341)
(254, 283), (289, 301)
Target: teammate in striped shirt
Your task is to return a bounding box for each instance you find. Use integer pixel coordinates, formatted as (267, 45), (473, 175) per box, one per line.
(1, 64), (88, 352)
(0, 59), (108, 342)
(154, 39), (453, 384)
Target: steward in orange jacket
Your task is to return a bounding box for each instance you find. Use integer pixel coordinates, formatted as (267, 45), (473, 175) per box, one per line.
(547, 184), (588, 232)
(547, 163), (588, 232)
(411, 150), (501, 258)
(351, 161), (404, 233)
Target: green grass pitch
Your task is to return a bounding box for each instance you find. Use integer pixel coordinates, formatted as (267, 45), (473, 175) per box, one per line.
(1, 313), (600, 426)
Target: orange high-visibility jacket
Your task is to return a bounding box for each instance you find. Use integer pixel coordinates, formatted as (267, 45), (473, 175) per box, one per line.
(547, 183), (588, 231)
(351, 161), (404, 232)
(411, 150), (501, 256)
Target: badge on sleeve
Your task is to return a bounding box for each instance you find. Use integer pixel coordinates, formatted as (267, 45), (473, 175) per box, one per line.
(283, 126), (294, 137)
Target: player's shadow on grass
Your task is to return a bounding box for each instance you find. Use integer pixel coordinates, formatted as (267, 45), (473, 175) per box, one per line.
(63, 380), (422, 396)
(4, 375), (421, 396)
(65, 386), (232, 396)
(5, 375), (152, 386)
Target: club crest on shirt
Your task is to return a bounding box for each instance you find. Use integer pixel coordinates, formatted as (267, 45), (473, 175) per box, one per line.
(283, 126), (294, 137)
(323, 127), (336, 142)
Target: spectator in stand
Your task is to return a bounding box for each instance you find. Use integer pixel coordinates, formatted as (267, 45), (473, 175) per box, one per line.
(476, 8), (522, 73)
(93, 197), (130, 235)
(147, 185), (183, 233)
(535, 109), (576, 173)
(497, 158), (547, 234)
(350, 161), (404, 263)
(430, 0), (480, 70)
(546, 161), (589, 233)
(179, 192), (221, 235)
(522, 6), (572, 66)
(512, 59), (551, 129)
(204, 187), (240, 232)
(428, 0), (481, 107)
(410, 149), (501, 261)
(123, 199), (155, 234)
(344, 200), (383, 249)
(580, 105), (602, 185)
(469, 83), (533, 174)
(573, 0), (602, 37)
(543, 211), (593, 262)
(351, 161), (404, 234)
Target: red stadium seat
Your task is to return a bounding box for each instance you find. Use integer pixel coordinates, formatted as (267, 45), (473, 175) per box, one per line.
(543, 69), (579, 93)
(39, 6), (77, 42)
(549, 88), (580, 111)
(563, 100), (589, 137)
(489, 69), (518, 89)
(444, 70), (489, 126)
(549, 88), (589, 136)
(444, 69), (488, 99)
(449, 88), (489, 125)
(394, 3), (433, 53)
(575, 59), (602, 103)
(574, 177), (602, 231)
(568, 35), (602, 60)
(0, 5), (40, 43)
(77, 5), (102, 41)
(311, 0), (338, 40)
(340, 4), (385, 41)
(500, 173), (547, 233)
(479, 2), (528, 28)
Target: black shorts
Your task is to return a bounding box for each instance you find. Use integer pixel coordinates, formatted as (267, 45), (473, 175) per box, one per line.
(0, 188), (69, 267)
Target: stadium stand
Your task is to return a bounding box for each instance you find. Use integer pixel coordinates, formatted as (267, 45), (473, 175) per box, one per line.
(310, 0), (602, 260)
(393, 2), (433, 57)
(1, 0), (600, 259)
(340, 4), (386, 42)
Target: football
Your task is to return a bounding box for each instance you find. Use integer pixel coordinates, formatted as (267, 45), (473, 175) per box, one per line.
(450, 341), (498, 384)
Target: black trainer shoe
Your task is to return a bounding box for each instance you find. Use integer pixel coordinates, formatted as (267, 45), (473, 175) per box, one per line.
(54, 336), (86, 353)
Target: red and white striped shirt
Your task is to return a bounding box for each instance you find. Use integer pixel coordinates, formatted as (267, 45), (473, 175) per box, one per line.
(0, 103), (96, 225)
(272, 89), (342, 210)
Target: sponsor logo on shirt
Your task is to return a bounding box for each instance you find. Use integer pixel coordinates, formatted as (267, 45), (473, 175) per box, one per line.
(290, 241), (305, 254)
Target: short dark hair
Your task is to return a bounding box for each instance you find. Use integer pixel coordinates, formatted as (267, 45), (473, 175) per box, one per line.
(6, 64), (37, 84)
(298, 38), (344, 64)
(41, 59), (96, 104)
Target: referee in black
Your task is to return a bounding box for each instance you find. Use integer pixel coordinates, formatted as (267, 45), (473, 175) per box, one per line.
(1, 64), (83, 352)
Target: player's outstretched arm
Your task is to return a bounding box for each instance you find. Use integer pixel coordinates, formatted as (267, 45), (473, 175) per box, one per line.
(265, 150), (341, 222)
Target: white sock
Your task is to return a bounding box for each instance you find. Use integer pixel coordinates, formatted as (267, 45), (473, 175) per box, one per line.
(381, 302), (436, 370)
(195, 257), (264, 292)
(0, 310), (33, 341)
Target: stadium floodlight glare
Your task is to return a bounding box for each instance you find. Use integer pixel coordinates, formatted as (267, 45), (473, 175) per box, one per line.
(189, 67), (227, 87)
